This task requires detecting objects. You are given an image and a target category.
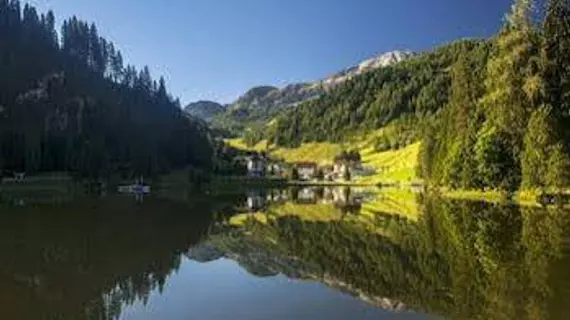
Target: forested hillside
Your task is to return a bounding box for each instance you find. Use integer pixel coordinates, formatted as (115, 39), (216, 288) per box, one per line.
(268, 40), (489, 146)
(0, 1), (213, 179)
(420, 0), (570, 191)
(206, 51), (412, 136)
(264, 0), (570, 192)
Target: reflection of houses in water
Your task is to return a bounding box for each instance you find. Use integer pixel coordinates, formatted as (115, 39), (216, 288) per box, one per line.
(246, 188), (295, 211)
(333, 187), (351, 204)
(330, 187), (363, 216)
(247, 191), (267, 211)
(288, 187), (366, 214)
(297, 187), (317, 204)
(265, 189), (289, 203)
(323, 187), (362, 205)
(244, 187), (366, 214)
(410, 183), (425, 194)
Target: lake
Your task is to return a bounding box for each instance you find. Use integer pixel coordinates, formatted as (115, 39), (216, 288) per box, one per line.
(0, 186), (569, 320)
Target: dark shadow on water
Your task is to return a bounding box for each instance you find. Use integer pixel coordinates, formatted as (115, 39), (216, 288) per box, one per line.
(0, 191), (240, 320)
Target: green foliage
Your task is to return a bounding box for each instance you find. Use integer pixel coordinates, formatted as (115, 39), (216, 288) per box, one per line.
(522, 106), (556, 188)
(373, 122), (417, 152)
(315, 168), (324, 181)
(220, 194), (569, 320)
(243, 125), (267, 148)
(256, 0), (570, 191)
(335, 150), (361, 163)
(343, 168), (351, 181)
(420, 0), (570, 191)
(269, 40), (486, 147)
(474, 122), (520, 190)
(0, 2), (213, 180)
(0, 195), (235, 319)
(546, 142), (570, 188)
(543, 0), (570, 116)
(290, 167), (300, 181)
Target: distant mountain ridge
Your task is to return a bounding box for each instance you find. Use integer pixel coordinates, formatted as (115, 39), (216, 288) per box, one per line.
(184, 100), (226, 121)
(319, 51), (414, 87)
(185, 50), (413, 126)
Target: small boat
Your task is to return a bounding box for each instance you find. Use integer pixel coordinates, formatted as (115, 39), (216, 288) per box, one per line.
(117, 184), (151, 194)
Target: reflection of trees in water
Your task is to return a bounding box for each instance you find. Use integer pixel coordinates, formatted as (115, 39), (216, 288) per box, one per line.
(223, 196), (570, 319)
(0, 196), (225, 320)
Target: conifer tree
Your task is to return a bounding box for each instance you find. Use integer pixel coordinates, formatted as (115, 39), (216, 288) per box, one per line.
(542, 0), (570, 126)
(0, 3), (214, 178)
(478, 0), (540, 188)
(522, 106), (556, 188)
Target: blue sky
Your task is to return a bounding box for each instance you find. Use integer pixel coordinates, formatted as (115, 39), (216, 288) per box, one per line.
(29, 0), (513, 105)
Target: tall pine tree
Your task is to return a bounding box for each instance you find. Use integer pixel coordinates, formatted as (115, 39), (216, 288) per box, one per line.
(478, 0), (541, 189)
(542, 0), (570, 119)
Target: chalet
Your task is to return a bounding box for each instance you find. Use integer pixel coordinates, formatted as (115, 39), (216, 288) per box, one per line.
(246, 155), (266, 177)
(295, 162), (317, 180)
(267, 162), (287, 177)
(333, 160), (349, 177)
(332, 151), (363, 181)
(321, 165), (335, 181)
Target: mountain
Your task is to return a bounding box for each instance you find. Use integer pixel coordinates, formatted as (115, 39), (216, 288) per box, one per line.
(187, 50), (413, 132)
(269, 40), (488, 146)
(184, 100), (226, 121)
(319, 51), (414, 87)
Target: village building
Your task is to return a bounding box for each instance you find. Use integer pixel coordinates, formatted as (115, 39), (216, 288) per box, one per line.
(321, 165), (335, 181)
(333, 160), (350, 180)
(267, 162), (287, 178)
(331, 151), (363, 181)
(246, 154), (266, 177)
(295, 162), (318, 180)
(297, 187), (317, 204)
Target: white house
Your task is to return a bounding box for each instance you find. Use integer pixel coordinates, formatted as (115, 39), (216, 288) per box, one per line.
(296, 162), (317, 180)
(246, 155), (266, 177)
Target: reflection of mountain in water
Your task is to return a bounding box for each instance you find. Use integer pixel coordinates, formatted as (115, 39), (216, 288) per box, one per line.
(0, 195), (234, 320)
(191, 193), (570, 320)
(189, 234), (408, 312)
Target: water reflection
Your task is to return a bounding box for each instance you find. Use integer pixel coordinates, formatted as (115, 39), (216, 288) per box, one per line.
(202, 188), (570, 320)
(0, 194), (239, 320)
(0, 187), (569, 319)
(244, 186), (367, 212)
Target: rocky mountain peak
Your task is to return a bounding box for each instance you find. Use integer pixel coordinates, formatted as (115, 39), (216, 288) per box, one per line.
(185, 50), (413, 124)
(321, 50), (414, 87)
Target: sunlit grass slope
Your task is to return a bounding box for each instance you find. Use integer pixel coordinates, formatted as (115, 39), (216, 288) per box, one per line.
(361, 189), (421, 222)
(230, 203), (343, 226)
(225, 129), (421, 184)
(358, 142), (420, 184)
(229, 189), (421, 241)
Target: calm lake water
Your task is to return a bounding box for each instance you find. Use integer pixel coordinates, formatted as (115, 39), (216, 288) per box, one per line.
(1, 186), (569, 320)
